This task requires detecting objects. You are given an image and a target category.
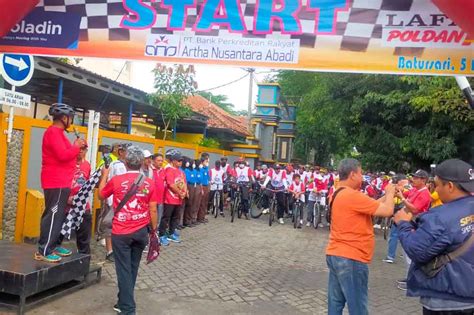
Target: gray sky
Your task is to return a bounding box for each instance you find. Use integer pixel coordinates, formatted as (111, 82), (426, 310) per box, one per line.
(131, 61), (275, 111)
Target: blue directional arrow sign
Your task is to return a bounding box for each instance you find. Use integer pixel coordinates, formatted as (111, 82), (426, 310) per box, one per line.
(0, 54), (35, 87)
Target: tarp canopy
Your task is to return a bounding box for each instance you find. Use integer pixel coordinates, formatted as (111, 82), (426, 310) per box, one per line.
(0, 0), (473, 76)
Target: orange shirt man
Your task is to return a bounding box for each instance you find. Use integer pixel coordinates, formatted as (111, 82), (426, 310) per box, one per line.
(325, 158), (395, 315)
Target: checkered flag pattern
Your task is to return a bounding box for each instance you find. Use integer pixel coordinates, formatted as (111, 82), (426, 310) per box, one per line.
(61, 168), (102, 240)
(37, 0), (427, 56)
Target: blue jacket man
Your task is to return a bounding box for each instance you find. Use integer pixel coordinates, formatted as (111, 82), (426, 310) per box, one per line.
(394, 159), (474, 315)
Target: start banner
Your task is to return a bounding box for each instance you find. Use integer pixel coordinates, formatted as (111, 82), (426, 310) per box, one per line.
(0, 0), (472, 76)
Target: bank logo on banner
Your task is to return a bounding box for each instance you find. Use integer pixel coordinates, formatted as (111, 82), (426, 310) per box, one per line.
(382, 13), (471, 48)
(145, 34), (299, 64)
(0, 8), (81, 49)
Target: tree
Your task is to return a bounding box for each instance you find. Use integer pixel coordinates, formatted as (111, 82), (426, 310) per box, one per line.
(277, 71), (473, 170)
(149, 64), (197, 140)
(197, 91), (239, 114)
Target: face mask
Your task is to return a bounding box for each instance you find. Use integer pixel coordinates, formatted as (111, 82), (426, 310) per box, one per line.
(221, 162), (226, 167)
(239, 164), (245, 169)
(185, 162), (190, 167)
(199, 164), (203, 169)
(192, 163), (196, 169)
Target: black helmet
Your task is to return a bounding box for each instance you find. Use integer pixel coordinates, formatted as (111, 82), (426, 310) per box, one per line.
(49, 103), (75, 118)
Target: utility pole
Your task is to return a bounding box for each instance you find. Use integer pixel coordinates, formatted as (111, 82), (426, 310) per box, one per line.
(247, 68), (255, 131)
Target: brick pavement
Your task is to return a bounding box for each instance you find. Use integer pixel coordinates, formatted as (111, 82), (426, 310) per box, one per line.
(88, 215), (421, 314)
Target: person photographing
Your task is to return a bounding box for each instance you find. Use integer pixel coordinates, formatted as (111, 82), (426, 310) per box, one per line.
(35, 103), (86, 263)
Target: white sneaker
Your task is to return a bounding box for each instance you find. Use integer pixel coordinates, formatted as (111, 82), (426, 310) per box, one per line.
(300, 219), (304, 225)
(373, 224), (381, 229)
(262, 208), (270, 214)
(99, 238), (106, 246)
(279, 218), (284, 224)
(306, 222), (311, 227)
(319, 223), (324, 228)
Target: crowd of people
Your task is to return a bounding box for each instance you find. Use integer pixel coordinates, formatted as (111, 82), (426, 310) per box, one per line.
(35, 103), (473, 315)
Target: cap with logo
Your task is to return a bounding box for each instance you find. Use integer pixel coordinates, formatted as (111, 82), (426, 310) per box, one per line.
(165, 149), (182, 161)
(435, 159), (474, 193)
(412, 169), (429, 179)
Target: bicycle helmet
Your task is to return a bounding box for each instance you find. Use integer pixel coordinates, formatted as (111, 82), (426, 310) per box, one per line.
(48, 103), (75, 118)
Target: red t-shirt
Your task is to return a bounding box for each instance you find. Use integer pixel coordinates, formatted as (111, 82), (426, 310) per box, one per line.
(164, 166), (187, 205)
(405, 187), (431, 215)
(41, 125), (80, 189)
(100, 172), (158, 235)
(70, 160), (91, 212)
(152, 168), (166, 205)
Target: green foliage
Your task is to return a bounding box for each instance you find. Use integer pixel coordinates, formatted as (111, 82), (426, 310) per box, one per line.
(197, 91), (248, 117)
(149, 64), (196, 140)
(198, 91), (235, 113)
(198, 137), (221, 149)
(277, 71), (473, 171)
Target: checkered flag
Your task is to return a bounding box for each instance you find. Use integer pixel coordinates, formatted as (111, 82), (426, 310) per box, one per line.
(61, 168), (102, 239)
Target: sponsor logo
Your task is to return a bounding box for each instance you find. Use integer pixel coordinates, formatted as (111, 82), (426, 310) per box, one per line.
(0, 8), (81, 49)
(382, 13), (471, 48)
(145, 34), (300, 64)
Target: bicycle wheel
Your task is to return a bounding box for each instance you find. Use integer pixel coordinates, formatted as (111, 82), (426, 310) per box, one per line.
(213, 192), (219, 218)
(231, 197), (238, 223)
(250, 194), (263, 218)
(314, 204), (321, 229)
(293, 203), (299, 229)
(382, 217), (389, 240)
(269, 201), (274, 226)
(237, 200), (243, 219)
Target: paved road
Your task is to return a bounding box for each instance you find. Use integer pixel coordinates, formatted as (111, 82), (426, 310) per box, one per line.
(30, 215), (421, 314)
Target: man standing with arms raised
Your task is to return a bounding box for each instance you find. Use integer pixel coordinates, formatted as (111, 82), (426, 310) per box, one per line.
(326, 158), (395, 315)
(35, 103), (86, 263)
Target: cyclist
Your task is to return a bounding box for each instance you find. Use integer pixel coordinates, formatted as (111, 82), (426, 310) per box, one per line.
(262, 164), (288, 224)
(235, 158), (254, 220)
(36, 103), (86, 263)
(209, 160), (225, 216)
(288, 173), (305, 228)
(306, 176), (318, 227)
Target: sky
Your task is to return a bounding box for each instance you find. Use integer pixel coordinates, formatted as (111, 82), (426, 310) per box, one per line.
(130, 61), (275, 112)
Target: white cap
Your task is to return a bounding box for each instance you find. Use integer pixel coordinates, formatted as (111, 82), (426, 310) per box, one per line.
(143, 150), (153, 158)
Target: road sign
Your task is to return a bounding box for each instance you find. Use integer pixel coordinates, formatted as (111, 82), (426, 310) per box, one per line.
(0, 54), (34, 87)
(0, 88), (31, 110)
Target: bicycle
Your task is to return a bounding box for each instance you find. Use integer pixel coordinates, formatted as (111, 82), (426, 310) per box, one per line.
(250, 186), (265, 218)
(265, 188), (285, 227)
(292, 198), (304, 229)
(230, 184), (242, 223)
(381, 217), (393, 240)
(211, 190), (222, 219)
(313, 192), (328, 229)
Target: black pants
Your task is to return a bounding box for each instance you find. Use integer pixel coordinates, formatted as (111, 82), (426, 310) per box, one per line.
(209, 190), (224, 212)
(265, 186), (286, 219)
(58, 211), (92, 254)
(112, 227), (148, 315)
(239, 184), (250, 214)
(76, 212), (92, 254)
(38, 188), (71, 256)
(423, 308), (474, 315)
(159, 204), (181, 237)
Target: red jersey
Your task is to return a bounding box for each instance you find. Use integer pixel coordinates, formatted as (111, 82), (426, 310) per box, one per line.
(41, 125), (80, 189)
(152, 168), (166, 205)
(404, 187), (431, 215)
(100, 171), (158, 235)
(164, 166), (187, 205)
(70, 160), (91, 212)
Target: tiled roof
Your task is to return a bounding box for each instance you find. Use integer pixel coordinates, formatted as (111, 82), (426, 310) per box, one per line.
(185, 95), (250, 137)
